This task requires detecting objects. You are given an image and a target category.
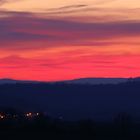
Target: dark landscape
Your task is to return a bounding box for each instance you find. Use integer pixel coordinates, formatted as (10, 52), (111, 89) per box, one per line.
(0, 77), (140, 139)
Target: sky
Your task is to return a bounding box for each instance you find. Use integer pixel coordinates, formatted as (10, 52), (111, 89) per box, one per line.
(0, 0), (140, 81)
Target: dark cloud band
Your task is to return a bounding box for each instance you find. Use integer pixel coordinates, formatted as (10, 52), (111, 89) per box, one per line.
(0, 11), (140, 50)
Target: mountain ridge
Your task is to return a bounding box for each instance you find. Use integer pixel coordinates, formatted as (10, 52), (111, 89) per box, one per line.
(0, 77), (140, 85)
(0, 78), (140, 121)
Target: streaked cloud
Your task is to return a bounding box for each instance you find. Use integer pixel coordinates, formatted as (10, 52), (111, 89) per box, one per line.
(0, 0), (140, 80)
(47, 4), (88, 11)
(0, 14), (140, 51)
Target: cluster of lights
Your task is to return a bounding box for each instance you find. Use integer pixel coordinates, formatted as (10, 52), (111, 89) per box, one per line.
(26, 113), (32, 117)
(0, 112), (40, 120)
(25, 112), (40, 118)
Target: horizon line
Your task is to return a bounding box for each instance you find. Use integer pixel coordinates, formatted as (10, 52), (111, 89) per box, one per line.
(0, 76), (139, 83)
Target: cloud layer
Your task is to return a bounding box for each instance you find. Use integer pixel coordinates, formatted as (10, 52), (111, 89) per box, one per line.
(0, 14), (140, 50)
(0, 0), (140, 81)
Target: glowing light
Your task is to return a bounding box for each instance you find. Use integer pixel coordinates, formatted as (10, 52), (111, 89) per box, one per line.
(26, 113), (32, 117)
(0, 114), (4, 119)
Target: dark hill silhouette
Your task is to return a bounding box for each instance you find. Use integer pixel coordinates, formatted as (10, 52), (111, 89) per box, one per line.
(63, 77), (129, 84)
(0, 78), (41, 84)
(0, 78), (140, 121)
(0, 77), (138, 85)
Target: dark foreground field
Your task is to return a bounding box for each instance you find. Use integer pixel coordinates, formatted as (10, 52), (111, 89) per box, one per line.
(0, 129), (140, 140)
(1, 114), (140, 140)
(0, 79), (140, 139)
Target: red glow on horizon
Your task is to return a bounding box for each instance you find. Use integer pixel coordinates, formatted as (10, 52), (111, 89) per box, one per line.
(0, 15), (140, 81)
(0, 54), (139, 81)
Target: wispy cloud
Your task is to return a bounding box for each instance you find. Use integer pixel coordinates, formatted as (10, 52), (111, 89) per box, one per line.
(0, 0), (18, 5)
(47, 4), (88, 11)
(0, 14), (140, 51)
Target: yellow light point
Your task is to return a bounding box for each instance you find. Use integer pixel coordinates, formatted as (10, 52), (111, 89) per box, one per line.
(26, 113), (32, 117)
(29, 113), (32, 116)
(0, 115), (4, 119)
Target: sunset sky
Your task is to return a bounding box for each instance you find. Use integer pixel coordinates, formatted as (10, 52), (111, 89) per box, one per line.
(0, 0), (140, 81)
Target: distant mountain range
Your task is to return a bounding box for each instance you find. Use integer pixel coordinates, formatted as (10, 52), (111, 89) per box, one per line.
(0, 77), (140, 85)
(0, 77), (140, 121)
(0, 78), (40, 84)
(64, 78), (128, 85)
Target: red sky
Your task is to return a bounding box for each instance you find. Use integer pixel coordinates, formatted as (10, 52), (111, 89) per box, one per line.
(0, 0), (140, 81)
